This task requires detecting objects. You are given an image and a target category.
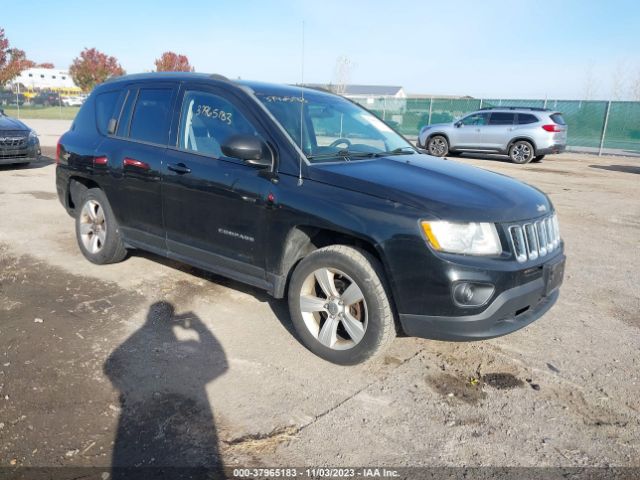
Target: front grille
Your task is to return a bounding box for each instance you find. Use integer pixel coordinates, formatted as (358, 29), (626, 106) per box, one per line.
(0, 151), (28, 159)
(509, 214), (560, 263)
(0, 136), (27, 148)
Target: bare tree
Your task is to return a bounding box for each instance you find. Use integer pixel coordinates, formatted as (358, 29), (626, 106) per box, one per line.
(332, 55), (354, 95)
(582, 62), (599, 100)
(629, 65), (640, 101)
(610, 60), (628, 100)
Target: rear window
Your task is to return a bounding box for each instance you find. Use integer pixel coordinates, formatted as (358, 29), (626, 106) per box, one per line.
(517, 113), (538, 124)
(95, 90), (122, 135)
(129, 88), (173, 145)
(489, 112), (515, 125)
(550, 113), (566, 125)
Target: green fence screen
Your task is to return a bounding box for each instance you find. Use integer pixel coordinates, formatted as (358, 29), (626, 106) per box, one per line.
(352, 97), (640, 154)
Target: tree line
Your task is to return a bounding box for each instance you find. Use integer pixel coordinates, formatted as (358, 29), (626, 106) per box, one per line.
(0, 27), (194, 93)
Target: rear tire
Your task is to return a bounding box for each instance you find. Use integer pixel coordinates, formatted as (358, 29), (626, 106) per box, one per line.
(75, 188), (127, 265)
(287, 245), (396, 365)
(427, 135), (449, 157)
(532, 155), (545, 162)
(509, 140), (534, 164)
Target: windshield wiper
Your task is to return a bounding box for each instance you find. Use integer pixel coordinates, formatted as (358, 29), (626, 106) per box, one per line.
(306, 147), (416, 161)
(373, 147), (416, 157)
(306, 150), (377, 161)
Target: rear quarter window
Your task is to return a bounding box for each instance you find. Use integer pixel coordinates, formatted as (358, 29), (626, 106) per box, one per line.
(550, 113), (566, 125)
(95, 90), (122, 135)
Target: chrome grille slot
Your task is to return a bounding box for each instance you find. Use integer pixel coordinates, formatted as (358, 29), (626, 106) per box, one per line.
(0, 136), (27, 148)
(509, 214), (561, 263)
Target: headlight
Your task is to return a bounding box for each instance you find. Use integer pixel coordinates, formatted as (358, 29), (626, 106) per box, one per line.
(421, 221), (502, 255)
(29, 130), (38, 140)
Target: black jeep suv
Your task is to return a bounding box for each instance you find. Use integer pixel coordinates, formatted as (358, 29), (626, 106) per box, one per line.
(56, 73), (565, 364)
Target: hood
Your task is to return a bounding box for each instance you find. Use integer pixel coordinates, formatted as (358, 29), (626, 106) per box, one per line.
(0, 115), (30, 132)
(308, 154), (552, 223)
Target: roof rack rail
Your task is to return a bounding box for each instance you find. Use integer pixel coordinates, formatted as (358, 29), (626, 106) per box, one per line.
(480, 106), (550, 111)
(209, 73), (230, 82)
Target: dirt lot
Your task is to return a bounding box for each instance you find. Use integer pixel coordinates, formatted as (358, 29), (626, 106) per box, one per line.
(0, 149), (638, 471)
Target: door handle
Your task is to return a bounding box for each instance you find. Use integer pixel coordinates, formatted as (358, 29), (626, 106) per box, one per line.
(167, 163), (191, 174)
(123, 157), (150, 170)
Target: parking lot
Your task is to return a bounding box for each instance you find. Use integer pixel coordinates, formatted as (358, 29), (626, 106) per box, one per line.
(0, 149), (638, 469)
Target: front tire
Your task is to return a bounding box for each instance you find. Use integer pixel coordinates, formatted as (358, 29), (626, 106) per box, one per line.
(287, 245), (396, 365)
(509, 140), (534, 164)
(75, 188), (127, 264)
(427, 135), (449, 157)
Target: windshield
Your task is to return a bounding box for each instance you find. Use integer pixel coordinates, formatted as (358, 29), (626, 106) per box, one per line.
(254, 89), (415, 162)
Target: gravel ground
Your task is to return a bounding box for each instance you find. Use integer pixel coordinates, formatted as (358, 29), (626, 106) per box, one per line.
(0, 149), (638, 471)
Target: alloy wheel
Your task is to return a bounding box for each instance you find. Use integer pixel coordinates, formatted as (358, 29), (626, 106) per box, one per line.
(79, 200), (106, 254)
(299, 267), (368, 350)
(512, 143), (532, 163)
(428, 137), (447, 156)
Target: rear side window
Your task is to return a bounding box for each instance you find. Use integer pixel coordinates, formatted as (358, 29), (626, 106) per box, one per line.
(517, 113), (538, 124)
(489, 112), (515, 125)
(129, 88), (173, 145)
(95, 90), (121, 135)
(550, 113), (566, 125)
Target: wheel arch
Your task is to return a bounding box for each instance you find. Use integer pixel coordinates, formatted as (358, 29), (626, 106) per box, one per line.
(67, 176), (102, 212)
(507, 136), (537, 154)
(275, 225), (395, 301)
(426, 131), (450, 145)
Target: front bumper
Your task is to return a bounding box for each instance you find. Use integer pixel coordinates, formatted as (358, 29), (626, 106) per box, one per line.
(0, 143), (40, 165)
(399, 253), (565, 341)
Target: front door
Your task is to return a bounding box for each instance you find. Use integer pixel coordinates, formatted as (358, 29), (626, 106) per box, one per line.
(162, 85), (274, 279)
(449, 112), (488, 148)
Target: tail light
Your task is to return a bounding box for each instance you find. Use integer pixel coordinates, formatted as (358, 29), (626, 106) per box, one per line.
(542, 124), (563, 132)
(56, 140), (62, 164)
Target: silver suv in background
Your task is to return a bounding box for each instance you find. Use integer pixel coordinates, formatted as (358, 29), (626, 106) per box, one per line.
(417, 107), (567, 164)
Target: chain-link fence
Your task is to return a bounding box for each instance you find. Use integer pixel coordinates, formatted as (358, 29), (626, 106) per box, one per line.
(353, 96), (640, 156)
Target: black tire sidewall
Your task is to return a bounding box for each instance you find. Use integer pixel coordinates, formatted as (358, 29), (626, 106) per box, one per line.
(75, 189), (124, 264)
(509, 141), (534, 164)
(288, 250), (389, 365)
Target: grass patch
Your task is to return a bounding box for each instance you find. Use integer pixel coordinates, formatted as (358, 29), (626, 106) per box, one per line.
(2, 106), (79, 120)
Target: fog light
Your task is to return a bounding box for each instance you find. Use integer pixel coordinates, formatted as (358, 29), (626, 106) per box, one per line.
(452, 282), (494, 307)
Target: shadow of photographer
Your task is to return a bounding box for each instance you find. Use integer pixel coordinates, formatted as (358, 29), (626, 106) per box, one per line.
(104, 301), (228, 478)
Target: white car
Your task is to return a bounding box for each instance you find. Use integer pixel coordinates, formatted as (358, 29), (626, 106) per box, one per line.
(62, 96), (85, 107)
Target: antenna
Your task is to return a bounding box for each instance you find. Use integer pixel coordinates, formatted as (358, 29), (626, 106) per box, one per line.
(298, 20), (305, 186)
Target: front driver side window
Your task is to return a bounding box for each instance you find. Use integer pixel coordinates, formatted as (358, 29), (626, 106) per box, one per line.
(460, 113), (488, 126)
(179, 90), (261, 158)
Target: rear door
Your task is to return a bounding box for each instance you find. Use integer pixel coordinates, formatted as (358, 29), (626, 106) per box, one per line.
(97, 83), (177, 251)
(482, 112), (516, 150)
(161, 83), (275, 280)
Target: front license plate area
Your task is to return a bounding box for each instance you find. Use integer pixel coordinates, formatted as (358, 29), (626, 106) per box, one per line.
(544, 257), (565, 296)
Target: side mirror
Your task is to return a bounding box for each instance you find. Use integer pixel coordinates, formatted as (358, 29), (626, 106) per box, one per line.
(454, 121), (462, 128)
(0, 108), (4, 116)
(221, 134), (272, 168)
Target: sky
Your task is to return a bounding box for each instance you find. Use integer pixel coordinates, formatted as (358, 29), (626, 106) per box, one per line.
(3, 0), (640, 100)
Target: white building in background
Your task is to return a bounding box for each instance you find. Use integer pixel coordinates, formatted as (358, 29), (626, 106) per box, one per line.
(12, 67), (79, 91)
